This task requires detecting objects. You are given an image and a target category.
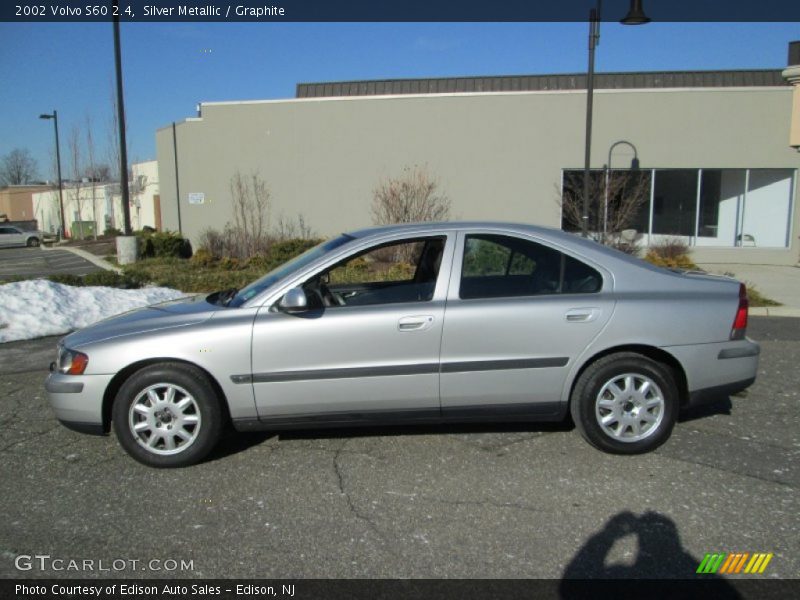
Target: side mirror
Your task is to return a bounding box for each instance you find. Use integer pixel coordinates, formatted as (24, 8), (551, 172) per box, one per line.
(278, 287), (308, 312)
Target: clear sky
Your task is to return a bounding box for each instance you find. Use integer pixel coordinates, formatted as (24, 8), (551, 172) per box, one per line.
(1, 21), (798, 180)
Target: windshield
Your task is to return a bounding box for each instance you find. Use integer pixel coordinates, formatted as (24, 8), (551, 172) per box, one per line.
(227, 234), (355, 307)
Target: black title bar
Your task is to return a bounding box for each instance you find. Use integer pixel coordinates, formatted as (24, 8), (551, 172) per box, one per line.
(2, 0), (800, 23)
(3, 579), (800, 600)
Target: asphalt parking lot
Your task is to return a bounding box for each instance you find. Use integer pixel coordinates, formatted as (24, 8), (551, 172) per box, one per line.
(0, 318), (797, 580)
(0, 247), (100, 280)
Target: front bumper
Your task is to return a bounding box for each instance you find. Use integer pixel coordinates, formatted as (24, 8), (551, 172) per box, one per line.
(45, 372), (114, 435)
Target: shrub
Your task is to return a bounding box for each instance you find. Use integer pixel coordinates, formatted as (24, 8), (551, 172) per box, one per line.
(644, 237), (697, 270)
(219, 256), (244, 271)
(190, 248), (215, 267)
(245, 255), (270, 270)
(47, 273), (84, 287)
(45, 271), (144, 289)
(103, 227), (123, 238)
(83, 270), (145, 289)
(198, 227), (227, 259)
(267, 238), (322, 266)
(138, 231), (192, 259)
(644, 252), (697, 270)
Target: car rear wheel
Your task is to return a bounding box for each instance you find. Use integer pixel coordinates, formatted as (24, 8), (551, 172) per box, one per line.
(570, 352), (678, 454)
(112, 363), (223, 467)
(27, 237), (40, 247)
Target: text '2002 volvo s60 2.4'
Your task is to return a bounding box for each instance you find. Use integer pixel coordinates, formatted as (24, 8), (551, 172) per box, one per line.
(45, 222), (759, 467)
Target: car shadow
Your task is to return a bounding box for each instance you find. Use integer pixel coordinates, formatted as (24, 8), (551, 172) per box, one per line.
(205, 420), (574, 462)
(678, 396), (735, 423)
(206, 393), (741, 464)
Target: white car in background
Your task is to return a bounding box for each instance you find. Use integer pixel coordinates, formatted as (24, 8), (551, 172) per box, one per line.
(0, 225), (43, 248)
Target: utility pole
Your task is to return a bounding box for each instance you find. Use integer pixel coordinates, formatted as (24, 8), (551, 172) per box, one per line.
(113, 3), (132, 235)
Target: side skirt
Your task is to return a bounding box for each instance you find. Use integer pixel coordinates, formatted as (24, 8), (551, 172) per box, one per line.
(232, 402), (566, 432)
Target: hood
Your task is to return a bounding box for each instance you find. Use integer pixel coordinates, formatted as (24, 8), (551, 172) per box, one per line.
(63, 294), (221, 348)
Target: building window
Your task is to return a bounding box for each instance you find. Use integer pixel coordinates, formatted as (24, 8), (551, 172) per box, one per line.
(561, 168), (796, 249)
(652, 170), (697, 236)
(742, 169), (794, 248)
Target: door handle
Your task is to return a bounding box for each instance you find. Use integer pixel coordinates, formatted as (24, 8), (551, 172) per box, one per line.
(398, 315), (434, 332)
(565, 308), (600, 323)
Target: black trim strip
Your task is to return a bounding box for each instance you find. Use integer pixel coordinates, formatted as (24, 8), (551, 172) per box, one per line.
(233, 363), (439, 384)
(45, 379), (84, 394)
(231, 357), (568, 385)
(718, 346), (760, 360)
(441, 401), (562, 419)
(441, 357), (568, 373)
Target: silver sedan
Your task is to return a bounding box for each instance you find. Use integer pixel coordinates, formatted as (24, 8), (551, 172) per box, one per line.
(45, 222), (759, 467)
(0, 225), (43, 247)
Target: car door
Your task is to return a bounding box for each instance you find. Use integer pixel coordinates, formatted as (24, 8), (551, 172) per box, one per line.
(439, 230), (615, 417)
(249, 233), (454, 422)
(0, 226), (26, 247)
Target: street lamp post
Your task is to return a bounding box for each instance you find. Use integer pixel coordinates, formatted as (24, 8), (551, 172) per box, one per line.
(38, 111), (66, 239)
(581, 0), (650, 238)
(113, 6), (132, 236)
(603, 140), (640, 242)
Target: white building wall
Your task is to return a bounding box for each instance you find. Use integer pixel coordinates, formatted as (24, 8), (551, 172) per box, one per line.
(34, 184), (117, 238)
(32, 161), (160, 237)
(130, 160), (159, 230)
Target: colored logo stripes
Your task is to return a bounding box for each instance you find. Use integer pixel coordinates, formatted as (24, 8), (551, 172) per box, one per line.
(697, 552), (774, 574)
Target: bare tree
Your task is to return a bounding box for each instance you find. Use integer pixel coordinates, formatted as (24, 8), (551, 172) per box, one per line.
(85, 116), (99, 239)
(229, 171), (271, 258)
(371, 165), (450, 226)
(85, 163), (112, 182)
(67, 126), (87, 239)
(274, 213), (315, 241)
(559, 170), (650, 251)
(0, 148), (38, 186)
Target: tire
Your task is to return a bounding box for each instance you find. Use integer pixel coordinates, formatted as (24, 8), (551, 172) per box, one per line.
(27, 237), (40, 247)
(570, 352), (678, 454)
(112, 363), (223, 468)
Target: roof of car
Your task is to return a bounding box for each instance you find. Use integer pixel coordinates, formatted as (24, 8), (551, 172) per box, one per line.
(345, 220), (675, 278)
(347, 220), (560, 238)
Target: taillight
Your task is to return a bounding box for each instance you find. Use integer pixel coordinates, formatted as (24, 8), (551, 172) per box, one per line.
(731, 283), (748, 340)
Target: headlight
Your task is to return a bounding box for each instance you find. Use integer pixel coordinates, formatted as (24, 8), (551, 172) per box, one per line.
(56, 345), (89, 375)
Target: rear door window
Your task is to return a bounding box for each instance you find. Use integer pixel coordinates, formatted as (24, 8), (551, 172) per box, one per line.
(459, 234), (601, 299)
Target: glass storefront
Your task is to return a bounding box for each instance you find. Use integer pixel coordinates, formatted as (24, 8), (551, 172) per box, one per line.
(562, 168), (796, 248)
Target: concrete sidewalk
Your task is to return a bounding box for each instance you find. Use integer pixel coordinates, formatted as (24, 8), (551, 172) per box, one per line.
(698, 263), (800, 317)
(41, 243), (121, 274)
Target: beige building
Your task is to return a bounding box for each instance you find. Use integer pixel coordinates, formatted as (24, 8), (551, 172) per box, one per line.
(156, 47), (800, 265)
(0, 185), (51, 223)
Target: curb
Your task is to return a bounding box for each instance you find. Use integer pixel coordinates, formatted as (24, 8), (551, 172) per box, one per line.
(41, 244), (122, 274)
(749, 307), (800, 318)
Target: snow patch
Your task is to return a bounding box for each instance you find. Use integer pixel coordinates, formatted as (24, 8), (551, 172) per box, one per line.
(0, 279), (185, 343)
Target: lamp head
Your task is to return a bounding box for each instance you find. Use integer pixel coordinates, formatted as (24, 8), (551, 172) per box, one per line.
(621, 0), (651, 25)
(39, 114), (54, 120)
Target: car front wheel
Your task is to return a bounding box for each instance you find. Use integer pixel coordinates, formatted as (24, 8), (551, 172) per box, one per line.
(27, 237), (40, 247)
(570, 352), (678, 454)
(112, 363), (223, 467)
